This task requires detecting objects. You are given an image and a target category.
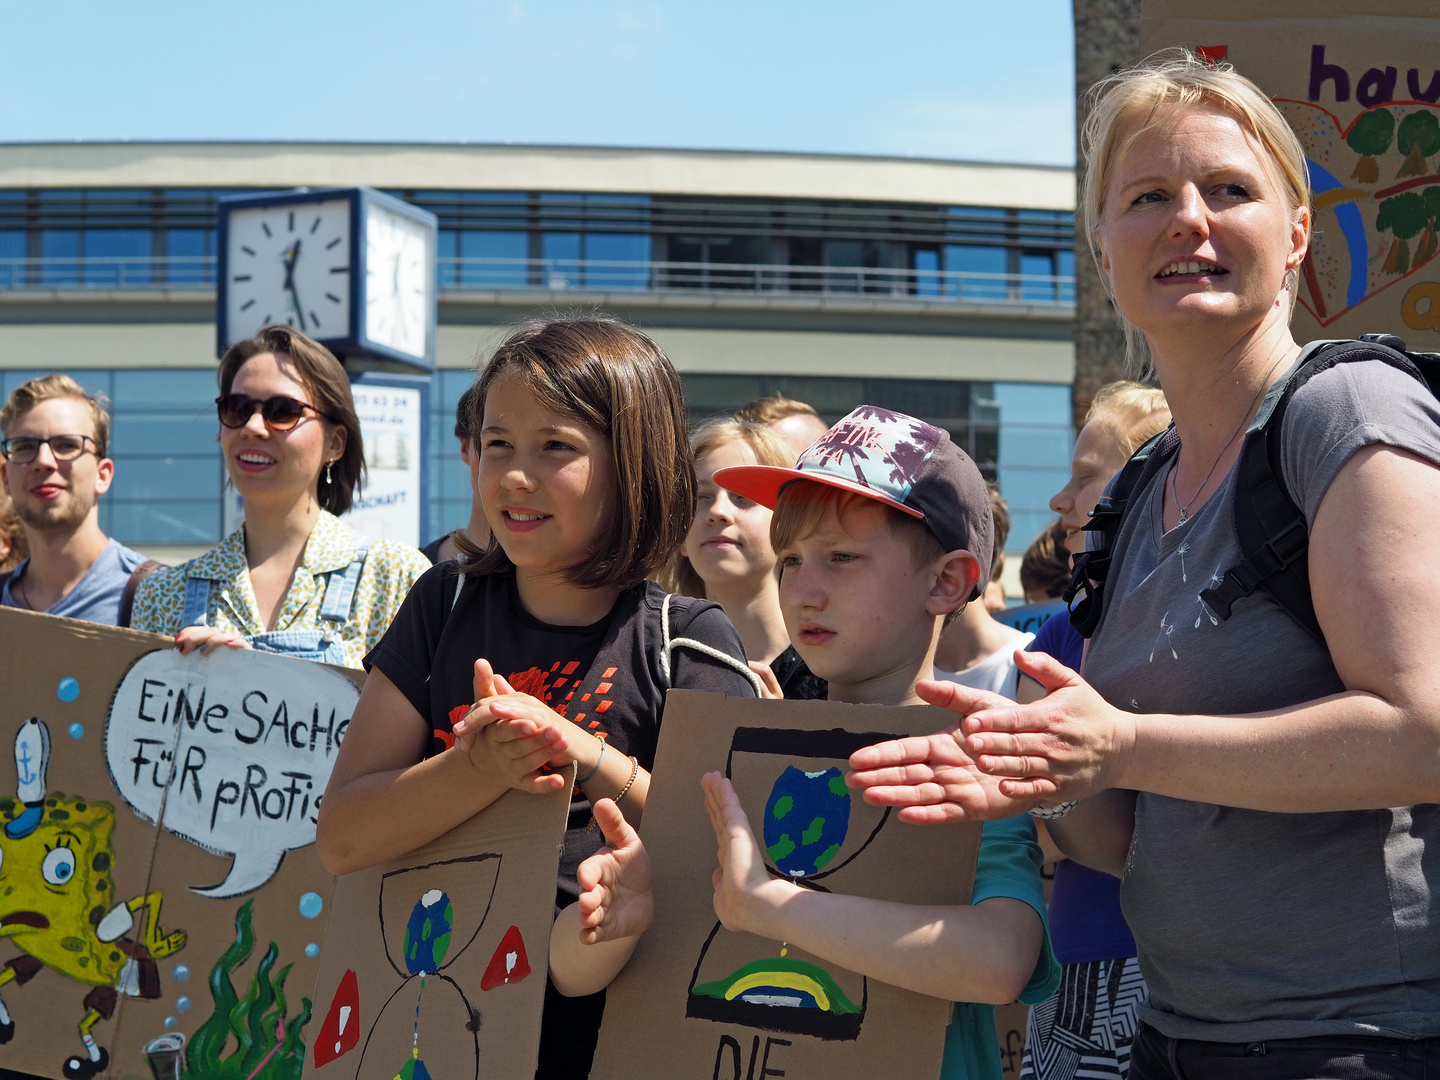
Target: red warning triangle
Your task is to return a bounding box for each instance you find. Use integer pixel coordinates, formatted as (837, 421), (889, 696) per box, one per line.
(313, 969), (360, 1067)
(480, 925), (531, 991)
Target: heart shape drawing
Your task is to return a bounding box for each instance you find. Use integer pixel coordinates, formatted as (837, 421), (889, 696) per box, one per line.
(1278, 98), (1440, 326)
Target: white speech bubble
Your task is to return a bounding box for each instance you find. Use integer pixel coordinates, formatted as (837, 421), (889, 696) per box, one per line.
(106, 648), (360, 899)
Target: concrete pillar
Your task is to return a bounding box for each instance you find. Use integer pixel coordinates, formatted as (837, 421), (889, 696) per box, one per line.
(1072, 0), (1143, 429)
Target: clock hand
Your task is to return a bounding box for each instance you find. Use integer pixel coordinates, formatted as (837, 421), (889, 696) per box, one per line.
(284, 240), (307, 332)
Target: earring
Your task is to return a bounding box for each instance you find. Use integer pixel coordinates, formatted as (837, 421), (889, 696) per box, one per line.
(324, 459), (333, 485)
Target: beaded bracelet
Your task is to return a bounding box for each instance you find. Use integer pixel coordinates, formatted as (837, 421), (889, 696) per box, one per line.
(614, 756), (640, 805)
(576, 740), (606, 787)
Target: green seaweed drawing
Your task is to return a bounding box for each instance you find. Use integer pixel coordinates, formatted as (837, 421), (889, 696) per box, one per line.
(186, 900), (313, 1080)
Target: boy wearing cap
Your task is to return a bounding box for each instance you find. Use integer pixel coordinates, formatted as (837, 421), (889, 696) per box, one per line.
(566, 408), (1059, 1079)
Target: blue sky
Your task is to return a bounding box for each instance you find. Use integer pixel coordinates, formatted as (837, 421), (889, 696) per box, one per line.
(1, 1), (1075, 165)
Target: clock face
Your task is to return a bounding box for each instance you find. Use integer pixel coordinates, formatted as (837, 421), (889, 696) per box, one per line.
(224, 199), (352, 345)
(364, 205), (432, 359)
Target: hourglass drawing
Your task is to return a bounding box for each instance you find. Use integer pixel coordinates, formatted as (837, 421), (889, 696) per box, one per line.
(354, 853), (502, 1080)
(685, 727), (892, 1041)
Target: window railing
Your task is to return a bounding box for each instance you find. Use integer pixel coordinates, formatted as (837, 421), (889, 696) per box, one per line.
(0, 256), (1075, 306)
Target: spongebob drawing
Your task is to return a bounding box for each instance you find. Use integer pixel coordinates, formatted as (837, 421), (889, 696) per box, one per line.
(0, 719), (186, 1079)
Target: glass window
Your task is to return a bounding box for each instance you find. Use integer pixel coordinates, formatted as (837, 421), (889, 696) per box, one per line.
(1020, 251), (1057, 303)
(0, 230), (23, 288)
(105, 456), (222, 501)
(165, 228), (214, 285)
(84, 229), (152, 286)
(108, 500), (221, 545)
(540, 232), (581, 288)
(913, 248), (940, 297)
(109, 414), (218, 456)
(458, 230), (528, 287)
(437, 230), (458, 287)
(1058, 249), (1076, 303)
(40, 229), (79, 286)
(114, 369), (218, 410)
(944, 245), (1008, 301)
(584, 233), (649, 289)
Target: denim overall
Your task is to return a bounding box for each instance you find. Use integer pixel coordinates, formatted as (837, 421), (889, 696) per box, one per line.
(180, 538), (372, 664)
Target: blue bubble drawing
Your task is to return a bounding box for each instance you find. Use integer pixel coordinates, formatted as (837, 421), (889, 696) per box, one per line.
(172, 964), (190, 982)
(67, 723), (84, 740)
(299, 892), (324, 918)
(305, 942), (320, 958)
(164, 1016), (177, 1029)
(57, 677), (79, 702)
(175, 996), (191, 1014)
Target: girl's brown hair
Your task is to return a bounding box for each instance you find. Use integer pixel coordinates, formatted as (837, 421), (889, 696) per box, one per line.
(663, 417), (792, 598)
(456, 317), (693, 589)
(218, 325), (365, 516)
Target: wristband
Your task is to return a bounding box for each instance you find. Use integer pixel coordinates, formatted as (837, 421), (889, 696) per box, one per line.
(615, 756), (640, 805)
(1028, 800), (1079, 820)
(576, 740), (606, 787)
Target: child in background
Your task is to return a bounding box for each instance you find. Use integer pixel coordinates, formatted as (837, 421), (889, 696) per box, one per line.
(707, 407), (1060, 1080)
(1018, 520), (1070, 604)
(664, 417), (825, 699)
(318, 317), (760, 1080)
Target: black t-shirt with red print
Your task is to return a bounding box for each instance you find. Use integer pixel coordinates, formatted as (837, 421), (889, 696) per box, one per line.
(365, 563), (756, 1079)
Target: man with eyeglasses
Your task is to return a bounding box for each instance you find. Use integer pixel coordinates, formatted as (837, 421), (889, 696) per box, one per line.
(0, 374), (150, 625)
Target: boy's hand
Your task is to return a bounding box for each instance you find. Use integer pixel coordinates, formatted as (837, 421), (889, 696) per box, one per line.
(749, 661), (784, 700)
(701, 772), (796, 936)
(575, 799), (654, 945)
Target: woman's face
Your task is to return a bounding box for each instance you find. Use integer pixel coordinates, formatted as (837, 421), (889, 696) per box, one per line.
(476, 370), (616, 577)
(684, 441), (778, 594)
(1050, 419), (1132, 555)
(221, 352), (344, 514)
(1097, 105), (1307, 345)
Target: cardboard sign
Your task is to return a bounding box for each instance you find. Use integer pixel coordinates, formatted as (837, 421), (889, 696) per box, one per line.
(591, 691), (983, 1080)
(1139, 0), (1440, 346)
(301, 779), (574, 1080)
(0, 606), (361, 1080)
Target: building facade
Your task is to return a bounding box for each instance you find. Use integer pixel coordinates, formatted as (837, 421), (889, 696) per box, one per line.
(0, 142), (1076, 578)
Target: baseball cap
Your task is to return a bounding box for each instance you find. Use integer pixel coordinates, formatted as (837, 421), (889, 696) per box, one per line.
(713, 406), (994, 599)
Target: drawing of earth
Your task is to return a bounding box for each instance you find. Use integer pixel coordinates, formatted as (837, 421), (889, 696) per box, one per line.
(403, 889), (454, 975)
(763, 766), (851, 878)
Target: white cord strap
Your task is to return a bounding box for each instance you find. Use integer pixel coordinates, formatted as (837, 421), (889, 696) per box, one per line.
(659, 593), (766, 697)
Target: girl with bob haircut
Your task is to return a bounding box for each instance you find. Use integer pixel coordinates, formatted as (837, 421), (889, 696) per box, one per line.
(665, 417), (825, 699)
(319, 316), (759, 1080)
(850, 50), (1440, 1079)
(130, 324), (429, 668)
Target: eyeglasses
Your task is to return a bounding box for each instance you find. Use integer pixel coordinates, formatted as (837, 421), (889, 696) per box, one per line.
(0, 434), (100, 464)
(216, 394), (336, 431)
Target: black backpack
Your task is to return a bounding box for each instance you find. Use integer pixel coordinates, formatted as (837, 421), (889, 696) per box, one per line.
(1064, 333), (1440, 644)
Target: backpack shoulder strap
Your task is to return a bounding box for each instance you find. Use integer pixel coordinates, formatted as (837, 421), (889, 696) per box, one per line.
(1199, 336), (1428, 641)
(118, 559), (162, 629)
(1064, 424), (1180, 638)
(658, 592), (765, 697)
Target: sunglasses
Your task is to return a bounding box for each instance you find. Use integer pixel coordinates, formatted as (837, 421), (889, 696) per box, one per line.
(0, 434), (100, 465)
(216, 394), (336, 431)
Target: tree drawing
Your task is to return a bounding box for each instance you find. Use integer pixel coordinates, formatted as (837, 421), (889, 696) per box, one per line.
(1414, 186), (1440, 266)
(1377, 190), (1429, 275)
(1348, 108), (1396, 184)
(1396, 110), (1440, 180)
(810, 422), (885, 486)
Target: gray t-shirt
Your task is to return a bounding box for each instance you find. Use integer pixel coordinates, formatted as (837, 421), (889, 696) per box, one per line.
(1, 538), (146, 626)
(1084, 358), (1440, 1043)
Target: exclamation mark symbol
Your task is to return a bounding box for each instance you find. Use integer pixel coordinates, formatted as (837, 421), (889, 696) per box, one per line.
(314, 969), (360, 1067)
(335, 1006), (350, 1054)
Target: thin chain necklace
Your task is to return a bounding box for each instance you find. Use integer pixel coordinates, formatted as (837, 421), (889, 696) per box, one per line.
(1170, 350), (1290, 525)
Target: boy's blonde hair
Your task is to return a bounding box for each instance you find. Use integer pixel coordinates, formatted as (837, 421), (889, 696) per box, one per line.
(1084, 381), (1172, 458)
(1081, 48), (1311, 375)
(664, 418), (793, 598)
(771, 480), (966, 626)
(0, 374), (111, 455)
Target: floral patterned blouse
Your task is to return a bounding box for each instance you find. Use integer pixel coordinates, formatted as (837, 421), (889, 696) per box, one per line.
(129, 511), (431, 669)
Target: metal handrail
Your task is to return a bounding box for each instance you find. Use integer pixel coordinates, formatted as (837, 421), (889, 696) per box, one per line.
(0, 255), (1075, 305)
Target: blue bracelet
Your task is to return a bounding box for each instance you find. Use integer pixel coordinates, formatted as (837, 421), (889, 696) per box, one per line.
(576, 740), (606, 787)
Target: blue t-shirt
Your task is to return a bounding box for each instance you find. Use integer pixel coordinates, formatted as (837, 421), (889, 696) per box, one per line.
(1024, 617), (1137, 965)
(940, 816), (1062, 1080)
(1, 538), (145, 626)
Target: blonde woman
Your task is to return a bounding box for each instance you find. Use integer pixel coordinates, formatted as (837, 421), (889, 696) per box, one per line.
(851, 51), (1440, 1078)
(666, 417), (825, 698)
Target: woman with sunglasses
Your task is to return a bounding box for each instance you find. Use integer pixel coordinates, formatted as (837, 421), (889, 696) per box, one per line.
(129, 325), (429, 667)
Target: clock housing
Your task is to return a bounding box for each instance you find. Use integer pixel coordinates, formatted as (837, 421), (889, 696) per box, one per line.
(217, 187), (437, 370)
